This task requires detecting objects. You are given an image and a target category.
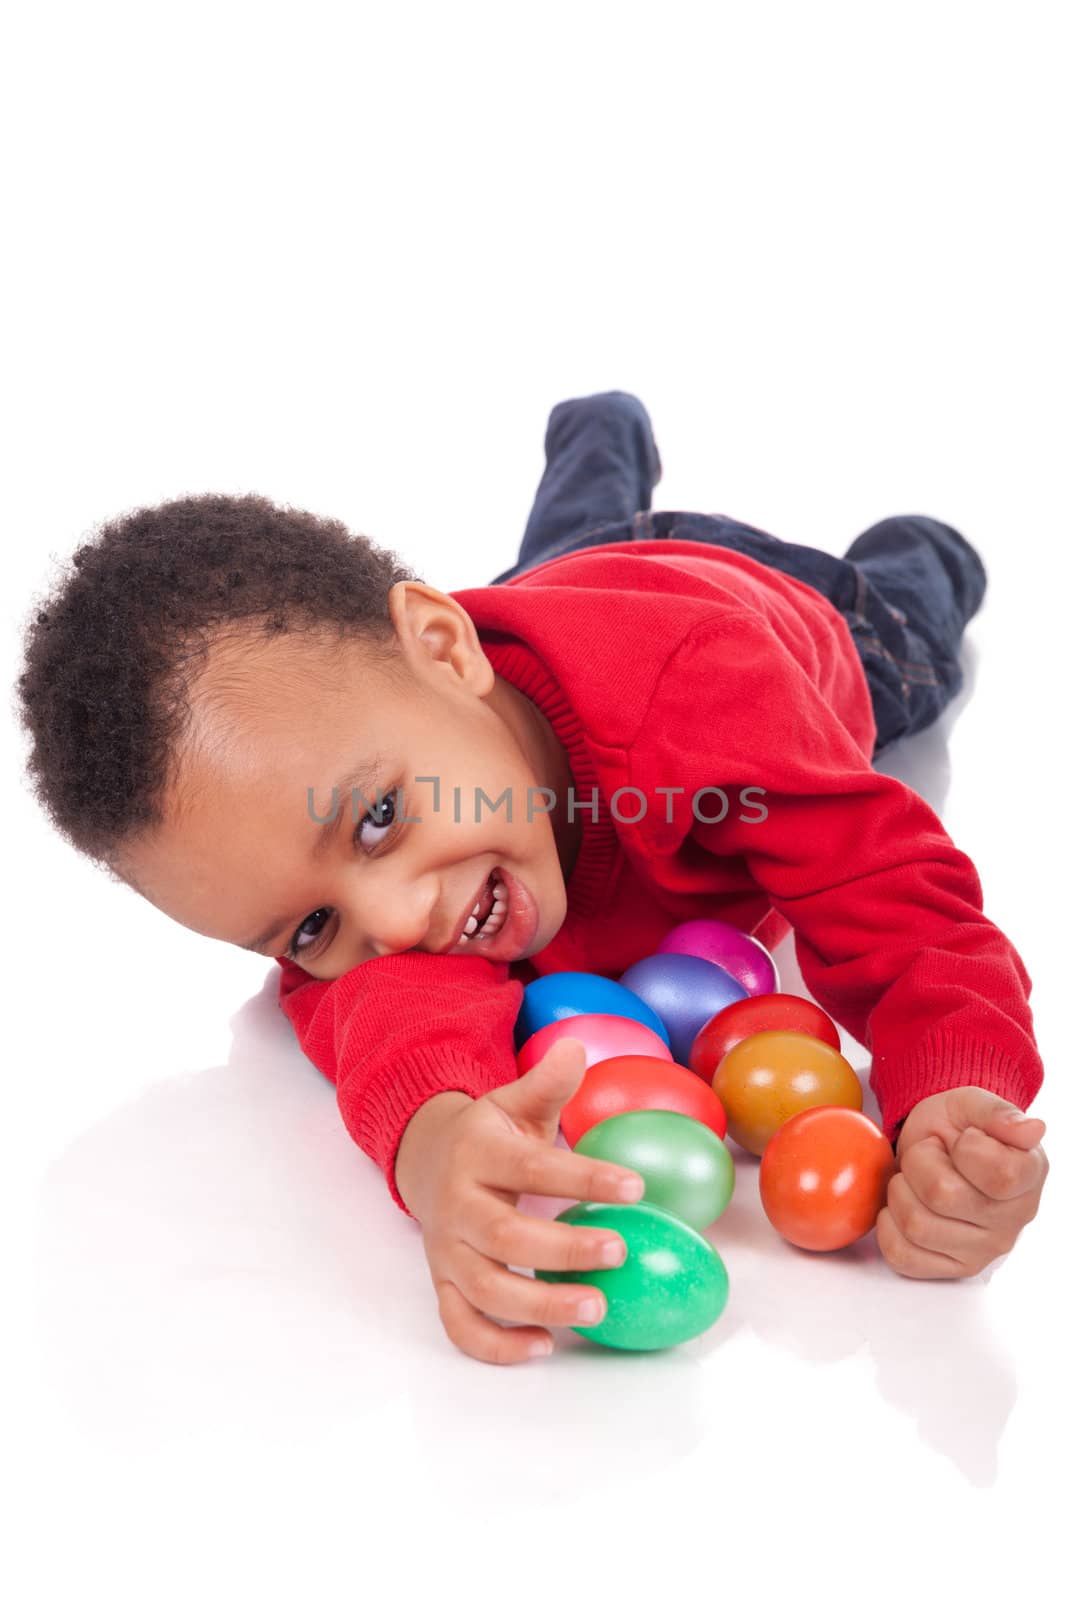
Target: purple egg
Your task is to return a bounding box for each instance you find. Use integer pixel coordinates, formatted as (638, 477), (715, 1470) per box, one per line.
(656, 918), (779, 997)
(618, 952), (747, 1069)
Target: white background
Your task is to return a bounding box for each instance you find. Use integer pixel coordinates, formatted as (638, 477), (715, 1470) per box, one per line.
(3, 3), (1063, 1595)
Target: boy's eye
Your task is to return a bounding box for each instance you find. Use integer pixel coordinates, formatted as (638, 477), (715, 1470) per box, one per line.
(287, 907), (331, 958)
(356, 788), (398, 848)
(285, 788), (400, 960)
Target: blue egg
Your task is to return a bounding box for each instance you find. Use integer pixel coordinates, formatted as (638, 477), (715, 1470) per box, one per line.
(619, 953), (747, 1068)
(514, 970), (672, 1051)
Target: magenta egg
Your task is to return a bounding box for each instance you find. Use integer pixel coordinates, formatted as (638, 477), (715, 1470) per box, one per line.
(656, 918), (779, 997)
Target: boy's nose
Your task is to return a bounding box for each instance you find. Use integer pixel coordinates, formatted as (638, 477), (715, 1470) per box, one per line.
(367, 915), (430, 959)
(363, 881), (438, 959)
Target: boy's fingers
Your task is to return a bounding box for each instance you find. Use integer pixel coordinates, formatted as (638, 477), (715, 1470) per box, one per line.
(487, 1038), (593, 1142)
(875, 1204), (974, 1279)
(884, 1168), (988, 1262)
(492, 1037), (587, 1115)
(435, 1278), (553, 1365)
(450, 1239), (608, 1333)
(988, 1112), (1046, 1145)
(480, 1137), (643, 1204)
(465, 1195), (627, 1272)
(951, 1124), (1049, 1204)
(900, 1135), (1001, 1225)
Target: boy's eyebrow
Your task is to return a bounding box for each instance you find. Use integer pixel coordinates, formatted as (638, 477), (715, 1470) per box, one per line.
(239, 758), (383, 954)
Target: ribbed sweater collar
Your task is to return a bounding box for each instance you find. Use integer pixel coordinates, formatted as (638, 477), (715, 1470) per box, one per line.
(481, 637), (617, 919)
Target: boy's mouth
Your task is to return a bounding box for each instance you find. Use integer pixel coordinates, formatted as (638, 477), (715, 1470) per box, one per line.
(445, 865), (538, 960)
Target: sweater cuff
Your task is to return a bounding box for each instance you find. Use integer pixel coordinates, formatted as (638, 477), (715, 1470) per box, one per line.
(346, 1045), (520, 1221)
(871, 1034), (1041, 1148)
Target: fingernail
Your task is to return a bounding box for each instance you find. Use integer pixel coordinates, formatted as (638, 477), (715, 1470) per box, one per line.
(600, 1240), (626, 1265)
(530, 1340), (554, 1358)
(576, 1297), (604, 1324)
(618, 1177), (644, 1200)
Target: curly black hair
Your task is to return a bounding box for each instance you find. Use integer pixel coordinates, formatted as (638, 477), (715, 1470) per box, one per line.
(14, 492), (422, 878)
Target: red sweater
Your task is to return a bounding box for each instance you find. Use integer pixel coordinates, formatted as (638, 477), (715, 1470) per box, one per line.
(274, 538), (1043, 1219)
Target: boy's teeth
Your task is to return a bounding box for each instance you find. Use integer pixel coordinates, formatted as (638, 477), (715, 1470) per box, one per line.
(474, 882), (508, 937)
(456, 873), (509, 947)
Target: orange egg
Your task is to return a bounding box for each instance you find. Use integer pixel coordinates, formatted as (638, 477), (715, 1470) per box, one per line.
(759, 1106), (896, 1250)
(711, 1029), (863, 1155)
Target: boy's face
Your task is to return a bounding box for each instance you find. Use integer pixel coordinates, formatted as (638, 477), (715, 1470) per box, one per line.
(115, 582), (583, 981)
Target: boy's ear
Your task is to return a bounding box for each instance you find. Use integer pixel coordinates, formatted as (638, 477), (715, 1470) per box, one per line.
(388, 582), (493, 693)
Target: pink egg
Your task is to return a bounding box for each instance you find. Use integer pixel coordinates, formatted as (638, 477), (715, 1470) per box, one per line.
(656, 918), (779, 997)
(516, 1013), (674, 1076)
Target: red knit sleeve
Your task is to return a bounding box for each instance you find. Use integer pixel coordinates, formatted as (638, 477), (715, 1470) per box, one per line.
(275, 951), (524, 1217)
(628, 615), (1046, 1145)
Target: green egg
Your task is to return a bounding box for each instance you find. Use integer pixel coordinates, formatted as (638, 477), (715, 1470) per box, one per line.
(536, 1200), (729, 1350)
(575, 1109), (735, 1231)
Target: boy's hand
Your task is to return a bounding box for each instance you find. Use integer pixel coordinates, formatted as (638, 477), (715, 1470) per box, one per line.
(396, 1038), (645, 1365)
(876, 1086), (1048, 1278)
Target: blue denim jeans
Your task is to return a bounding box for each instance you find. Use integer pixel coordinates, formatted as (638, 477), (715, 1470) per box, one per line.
(487, 391), (988, 759)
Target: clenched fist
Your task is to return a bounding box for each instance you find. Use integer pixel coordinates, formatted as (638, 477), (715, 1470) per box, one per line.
(876, 1086), (1048, 1278)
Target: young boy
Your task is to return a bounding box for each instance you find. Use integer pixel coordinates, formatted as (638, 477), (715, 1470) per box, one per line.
(16, 391), (1048, 1366)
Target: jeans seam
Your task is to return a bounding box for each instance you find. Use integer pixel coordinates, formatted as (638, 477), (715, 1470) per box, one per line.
(850, 567), (939, 683)
(853, 635), (940, 687)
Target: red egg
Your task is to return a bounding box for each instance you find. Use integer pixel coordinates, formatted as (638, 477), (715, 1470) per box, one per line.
(559, 1053), (728, 1147)
(516, 1013), (673, 1076)
(690, 992), (841, 1084)
(759, 1106), (896, 1251)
